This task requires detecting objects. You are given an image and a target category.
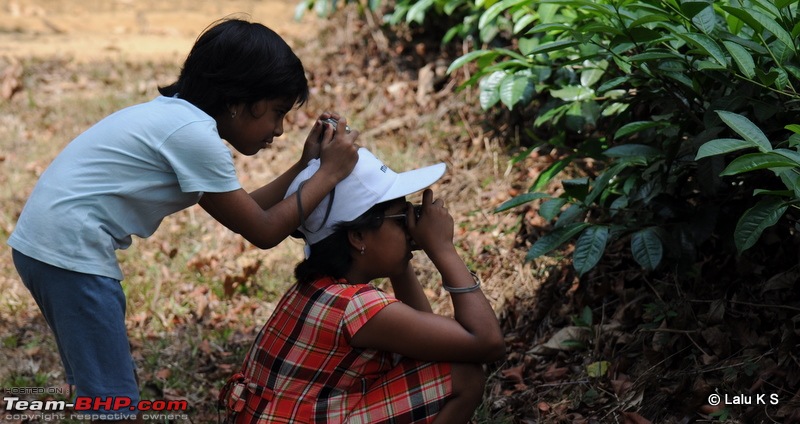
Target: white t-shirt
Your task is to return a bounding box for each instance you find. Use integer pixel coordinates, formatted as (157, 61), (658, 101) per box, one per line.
(8, 96), (241, 280)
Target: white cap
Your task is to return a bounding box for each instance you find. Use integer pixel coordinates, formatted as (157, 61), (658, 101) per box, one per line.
(285, 147), (446, 245)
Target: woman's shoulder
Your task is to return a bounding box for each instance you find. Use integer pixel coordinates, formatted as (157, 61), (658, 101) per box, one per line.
(313, 277), (384, 297)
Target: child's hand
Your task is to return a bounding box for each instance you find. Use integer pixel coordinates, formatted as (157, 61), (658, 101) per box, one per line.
(299, 111), (339, 164)
(407, 189), (455, 254)
(317, 115), (359, 182)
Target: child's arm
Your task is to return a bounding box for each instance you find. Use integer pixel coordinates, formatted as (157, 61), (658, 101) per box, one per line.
(199, 118), (358, 249)
(350, 190), (505, 363)
(247, 113), (344, 210)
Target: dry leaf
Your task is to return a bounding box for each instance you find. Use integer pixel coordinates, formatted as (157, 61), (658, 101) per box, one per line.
(156, 368), (171, 380)
(528, 326), (591, 355)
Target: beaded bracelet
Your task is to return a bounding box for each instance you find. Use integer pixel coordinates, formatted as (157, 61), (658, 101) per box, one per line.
(442, 271), (482, 293)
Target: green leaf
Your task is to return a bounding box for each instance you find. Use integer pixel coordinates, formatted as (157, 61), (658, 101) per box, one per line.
(495, 192), (551, 212)
(629, 51), (682, 62)
(626, 27), (664, 43)
(734, 197), (788, 253)
(596, 76), (629, 94)
(514, 15), (537, 36)
(614, 121), (666, 139)
(527, 39), (582, 55)
(580, 60), (607, 88)
(550, 85), (594, 102)
(696, 138), (754, 159)
(721, 5), (763, 33)
(679, 33), (728, 66)
(526, 222), (591, 261)
(585, 162), (628, 205)
(586, 361), (610, 378)
(406, 0), (434, 24)
(531, 157), (571, 192)
(630, 227), (663, 270)
(680, 1), (711, 19)
(751, 0), (781, 16)
(775, 0), (798, 7)
(500, 74), (535, 109)
(720, 153), (798, 176)
(479, 0), (530, 29)
(773, 148), (800, 164)
(749, 9), (795, 49)
(562, 177), (590, 201)
(691, 3), (717, 34)
(447, 50), (495, 74)
(554, 203), (586, 228)
(539, 198), (568, 221)
(573, 226), (609, 276)
(722, 41), (756, 78)
(580, 306), (593, 327)
(604, 144), (662, 159)
(773, 67), (789, 91)
(443, 0), (463, 14)
(786, 124), (800, 134)
(479, 71), (505, 110)
(716, 111), (772, 152)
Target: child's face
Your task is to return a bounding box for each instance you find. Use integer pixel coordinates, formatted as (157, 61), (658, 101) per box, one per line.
(223, 97), (296, 156)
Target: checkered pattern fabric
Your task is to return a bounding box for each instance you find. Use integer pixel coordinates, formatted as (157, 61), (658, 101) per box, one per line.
(220, 277), (452, 424)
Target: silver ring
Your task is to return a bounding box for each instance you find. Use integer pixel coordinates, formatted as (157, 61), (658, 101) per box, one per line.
(345, 125), (351, 134)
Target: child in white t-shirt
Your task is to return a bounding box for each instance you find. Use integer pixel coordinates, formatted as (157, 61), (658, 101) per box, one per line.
(8, 18), (358, 423)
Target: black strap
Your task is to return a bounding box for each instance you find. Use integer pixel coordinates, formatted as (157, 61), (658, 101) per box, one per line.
(296, 182), (336, 235)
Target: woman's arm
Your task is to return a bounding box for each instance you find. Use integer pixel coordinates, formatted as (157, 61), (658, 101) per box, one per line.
(350, 190), (505, 363)
(388, 264), (433, 313)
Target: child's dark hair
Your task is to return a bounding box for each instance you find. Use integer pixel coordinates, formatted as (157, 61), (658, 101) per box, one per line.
(294, 202), (393, 284)
(159, 18), (309, 117)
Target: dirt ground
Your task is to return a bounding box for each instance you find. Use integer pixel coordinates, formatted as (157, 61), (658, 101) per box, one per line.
(0, 0), (321, 62)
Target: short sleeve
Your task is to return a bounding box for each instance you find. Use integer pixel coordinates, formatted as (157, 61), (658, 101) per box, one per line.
(159, 121), (241, 193)
(342, 286), (398, 341)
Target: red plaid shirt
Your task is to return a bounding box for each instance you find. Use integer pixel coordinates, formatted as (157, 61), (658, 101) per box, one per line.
(221, 276), (451, 423)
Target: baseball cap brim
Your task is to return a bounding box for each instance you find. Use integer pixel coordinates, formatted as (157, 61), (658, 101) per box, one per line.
(378, 162), (447, 203)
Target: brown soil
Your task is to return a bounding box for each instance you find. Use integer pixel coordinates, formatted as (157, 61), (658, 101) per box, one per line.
(0, 0), (320, 62)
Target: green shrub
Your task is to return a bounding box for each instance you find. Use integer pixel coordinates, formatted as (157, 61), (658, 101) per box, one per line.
(464, 0), (800, 276)
(298, 0), (800, 277)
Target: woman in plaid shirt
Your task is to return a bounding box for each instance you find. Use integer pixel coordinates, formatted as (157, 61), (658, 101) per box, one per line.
(221, 147), (505, 423)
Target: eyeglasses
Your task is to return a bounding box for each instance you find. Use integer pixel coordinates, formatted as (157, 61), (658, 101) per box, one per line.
(382, 205), (422, 226)
(382, 212), (409, 224)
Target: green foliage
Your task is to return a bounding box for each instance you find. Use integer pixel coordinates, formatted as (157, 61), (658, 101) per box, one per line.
(455, 0), (800, 275)
(697, 111), (800, 254)
(299, 0), (800, 277)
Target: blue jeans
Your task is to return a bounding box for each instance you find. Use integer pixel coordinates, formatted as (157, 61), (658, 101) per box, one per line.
(12, 249), (140, 418)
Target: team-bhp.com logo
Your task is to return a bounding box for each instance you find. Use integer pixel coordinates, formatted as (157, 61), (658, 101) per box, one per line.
(4, 394), (189, 421)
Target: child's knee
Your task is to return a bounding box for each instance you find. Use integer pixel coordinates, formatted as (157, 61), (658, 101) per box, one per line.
(450, 363), (486, 401)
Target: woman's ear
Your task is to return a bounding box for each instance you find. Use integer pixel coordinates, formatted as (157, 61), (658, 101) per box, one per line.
(347, 230), (365, 253)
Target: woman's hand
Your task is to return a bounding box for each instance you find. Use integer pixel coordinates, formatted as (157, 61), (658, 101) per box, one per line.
(406, 189), (455, 255)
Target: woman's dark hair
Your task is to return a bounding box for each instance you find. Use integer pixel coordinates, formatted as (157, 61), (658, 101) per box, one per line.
(158, 18), (309, 117)
(294, 201), (393, 284)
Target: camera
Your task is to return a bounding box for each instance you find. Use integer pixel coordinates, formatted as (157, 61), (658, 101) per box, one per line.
(319, 118), (338, 143)
(321, 117), (339, 131)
